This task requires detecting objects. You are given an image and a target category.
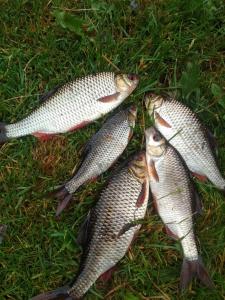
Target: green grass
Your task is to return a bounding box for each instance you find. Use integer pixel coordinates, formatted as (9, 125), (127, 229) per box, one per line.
(0, 0), (225, 299)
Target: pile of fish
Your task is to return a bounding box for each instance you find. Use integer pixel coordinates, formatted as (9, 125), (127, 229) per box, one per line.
(1, 72), (224, 299)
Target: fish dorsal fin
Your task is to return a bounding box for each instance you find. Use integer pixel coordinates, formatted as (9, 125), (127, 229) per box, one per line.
(154, 111), (172, 128)
(76, 208), (96, 248)
(39, 84), (63, 102)
(190, 183), (203, 216)
(205, 127), (217, 155)
(97, 92), (120, 103)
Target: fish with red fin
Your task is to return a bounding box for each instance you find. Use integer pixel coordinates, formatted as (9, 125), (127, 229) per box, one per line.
(30, 151), (149, 299)
(55, 106), (137, 216)
(0, 73), (139, 142)
(145, 127), (214, 290)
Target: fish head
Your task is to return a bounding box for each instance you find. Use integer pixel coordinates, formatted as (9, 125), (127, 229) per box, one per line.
(145, 93), (164, 115)
(127, 105), (137, 127)
(129, 151), (148, 183)
(145, 127), (166, 157)
(115, 73), (139, 95)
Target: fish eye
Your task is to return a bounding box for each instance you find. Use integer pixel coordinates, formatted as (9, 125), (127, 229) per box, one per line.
(127, 74), (138, 81)
(153, 133), (161, 142)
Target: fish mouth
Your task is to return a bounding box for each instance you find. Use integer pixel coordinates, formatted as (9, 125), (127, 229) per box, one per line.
(145, 127), (166, 156)
(144, 93), (163, 114)
(115, 73), (139, 93)
(128, 105), (137, 117)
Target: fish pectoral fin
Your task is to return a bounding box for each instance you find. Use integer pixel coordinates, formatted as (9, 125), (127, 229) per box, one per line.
(155, 111), (172, 128)
(97, 92), (120, 103)
(128, 128), (133, 141)
(191, 172), (208, 182)
(148, 160), (159, 182)
(136, 180), (148, 207)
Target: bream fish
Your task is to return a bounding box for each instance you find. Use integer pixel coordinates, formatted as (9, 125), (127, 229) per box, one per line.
(145, 127), (214, 290)
(55, 105), (137, 216)
(145, 93), (225, 190)
(0, 72), (139, 142)
(31, 151), (149, 300)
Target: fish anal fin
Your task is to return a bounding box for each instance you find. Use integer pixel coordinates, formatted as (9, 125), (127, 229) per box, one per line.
(136, 180), (148, 207)
(98, 92), (120, 103)
(99, 266), (117, 282)
(33, 132), (57, 141)
(163, 226), (179, 240)
(155, 112), (172, 128)
(192, 172), (208, 182)
(149, 160), (159, 182)
(180, 258), (214, 290)
(68, 121), (90, 132)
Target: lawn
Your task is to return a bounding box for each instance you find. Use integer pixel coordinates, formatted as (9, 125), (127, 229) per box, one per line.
(0, 0), (225, 299)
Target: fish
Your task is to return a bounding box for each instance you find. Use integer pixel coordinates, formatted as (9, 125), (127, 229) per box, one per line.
(55, 105), (137, 216)
(145, 93), (225, 190)
(0, 72), (139, 142)
(0, 224), (7, 244)
(30, 151), (149, 300)
(145, 127), (214, 290)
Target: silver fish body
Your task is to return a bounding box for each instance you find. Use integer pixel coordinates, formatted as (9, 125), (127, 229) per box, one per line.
(145, 93), (225, 190)
(1, 72), (139, 141)
(31, 151), (149, 300)
(55, 106), (137, 216)
(145, 127), (213, 290)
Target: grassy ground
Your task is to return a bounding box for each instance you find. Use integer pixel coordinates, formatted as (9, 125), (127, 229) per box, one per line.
(0, 0), (225, 299)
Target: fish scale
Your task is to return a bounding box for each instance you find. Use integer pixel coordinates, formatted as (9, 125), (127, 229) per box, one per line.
(31, 151), (149, 300)
(145, 127), (213, 290)
(1, 72), (139, 141)
(150, 146), (198, 261)
(65, 108), (136, 193)
(146, 94), (225, 190)
(69, 160), (149, 298)
(55, 106), (137, 216)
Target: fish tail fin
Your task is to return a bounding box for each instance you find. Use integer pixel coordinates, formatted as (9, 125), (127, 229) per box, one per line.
(0, 123), (8, 143)
(180, 257), (214, 290)
(53, 186), (73, 217)
(30, 285), (74, 300)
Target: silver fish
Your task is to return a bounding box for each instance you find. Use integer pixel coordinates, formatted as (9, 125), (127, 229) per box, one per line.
(30, 151), (149, 300)
(145, 93), (225, 190)
(145, 127), (214, 290)
(55, 105), (137, 216)
(0, 72), (139, 142)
